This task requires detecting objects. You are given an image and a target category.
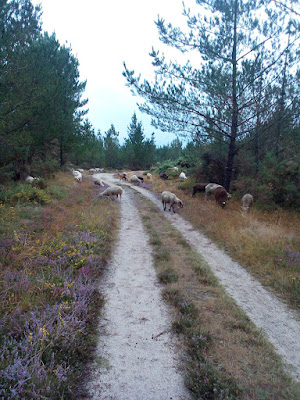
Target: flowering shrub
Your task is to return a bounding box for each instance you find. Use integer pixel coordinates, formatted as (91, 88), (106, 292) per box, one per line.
(275, 250), (300, 269)
(0, 175), (117, 399)
(0, 184), (51, 205)
(0, 234), (103, 398)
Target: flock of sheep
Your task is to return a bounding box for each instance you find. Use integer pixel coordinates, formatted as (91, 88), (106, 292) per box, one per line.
(69, 167), (253, 213)
(160, 183), (253, 214)
(116, 172), (153, 184)
(71, 168), (124, 200)
(192, 182), (253, 211)
(158, 169), (253, 212)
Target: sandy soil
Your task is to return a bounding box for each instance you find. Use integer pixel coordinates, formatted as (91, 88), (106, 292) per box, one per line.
(87, 180), (190, 399)
(87, 173), (300, 398)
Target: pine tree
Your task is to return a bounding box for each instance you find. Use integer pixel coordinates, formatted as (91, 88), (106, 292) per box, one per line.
(104, 124), (120, 168)
(0, 1), (87, 176)
(123, 0), (299, 190)
(126, 113), (147, 169)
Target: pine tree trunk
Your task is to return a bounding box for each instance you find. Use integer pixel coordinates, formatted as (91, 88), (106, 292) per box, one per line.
(224, 0), (238, 192)
(275, 46), (288, 159)
(224, 137), (236, 191)
(254, 124), (260, 175)
(60, 140), (64, 166)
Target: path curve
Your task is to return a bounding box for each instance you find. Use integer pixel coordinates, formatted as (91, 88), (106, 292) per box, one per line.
(88, 184), (190, 399)
(99, 173), (300, 381)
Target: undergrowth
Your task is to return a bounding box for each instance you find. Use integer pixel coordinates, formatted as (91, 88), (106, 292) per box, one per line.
(0, 173), (118, 399)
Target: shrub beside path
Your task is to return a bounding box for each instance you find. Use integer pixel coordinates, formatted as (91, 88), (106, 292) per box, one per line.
(87, 185), (190, 399)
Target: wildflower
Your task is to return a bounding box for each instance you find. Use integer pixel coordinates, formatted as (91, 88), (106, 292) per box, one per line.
(39, 325), (49, 341)
(27, 332), (33, 344)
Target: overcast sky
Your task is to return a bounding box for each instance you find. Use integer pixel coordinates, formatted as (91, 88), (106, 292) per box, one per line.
(31, 0), (197, 146)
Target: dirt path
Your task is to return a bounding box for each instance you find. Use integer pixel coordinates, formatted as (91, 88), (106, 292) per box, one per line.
(96, 173), (300, 383)
(87, 184), (190, 399)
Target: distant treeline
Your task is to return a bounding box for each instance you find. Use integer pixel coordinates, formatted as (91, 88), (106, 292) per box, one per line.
(0, 0), (299, 209)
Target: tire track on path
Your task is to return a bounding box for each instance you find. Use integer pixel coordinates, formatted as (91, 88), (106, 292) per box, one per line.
(87, 184), (190, 399)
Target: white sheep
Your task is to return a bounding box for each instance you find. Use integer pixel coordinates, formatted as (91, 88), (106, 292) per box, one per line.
(161, 191), (183, 213)
(241, 194), (254, 211)
(93, 177), (104, 187)
(25, 175), (35, 183)
(100, 186), (123, 200)
(179, 172), (187, 180)
(147, 173), (152, 180)
(129, 174), (140, 185)
(74, 172), (82, 183)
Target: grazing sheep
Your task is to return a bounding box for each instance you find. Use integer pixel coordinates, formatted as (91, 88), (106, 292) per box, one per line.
(214, 186), (228, 208)
(205, 183), (222, 201)
(173, 167), (179, 172)
(161, 191), (183, 213)
(25, 175), (35, 184)
(118, 173), (127, 181)
(241, 194), (254, 211)
(160, 172), (168, 180)
(138, 176), (144, 183)
(93, 177), (104, 187)
(147, 173), (152, 180)
(179, 172), (187, 180)
(192, 183), (208, 197)
(129, 175), (140, 184)
(100, 186), (123, 200)
(74, 172), (82, 183)
(72, 169), (82, 180)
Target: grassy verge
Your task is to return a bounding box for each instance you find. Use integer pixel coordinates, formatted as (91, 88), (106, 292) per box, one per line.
(0, 172), (119, 399)
(151, 178), (300, 311)
(136, 194), (300, 399)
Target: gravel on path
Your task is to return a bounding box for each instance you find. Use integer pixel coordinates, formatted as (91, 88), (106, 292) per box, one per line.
(87, 182), (190, 400)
